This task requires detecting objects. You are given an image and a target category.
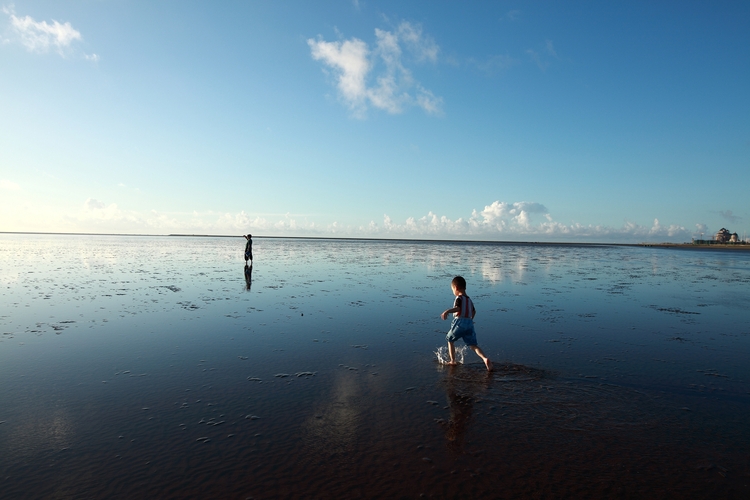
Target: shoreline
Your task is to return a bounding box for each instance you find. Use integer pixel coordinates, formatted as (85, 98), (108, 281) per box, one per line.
(1, 231), (749, 250)
(636, 242), (750, 251)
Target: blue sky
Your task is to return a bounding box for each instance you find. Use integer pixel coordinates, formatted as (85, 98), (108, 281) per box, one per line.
(1, 1), (748, 242)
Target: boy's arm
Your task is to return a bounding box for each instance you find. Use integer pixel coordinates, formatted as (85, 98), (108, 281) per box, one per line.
(441, 306), (459, 320)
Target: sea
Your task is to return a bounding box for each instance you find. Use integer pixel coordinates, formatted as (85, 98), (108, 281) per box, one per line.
(1, 233), (748, 498)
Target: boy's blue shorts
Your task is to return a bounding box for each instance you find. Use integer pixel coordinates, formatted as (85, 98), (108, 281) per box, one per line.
(446, 317), (477, 346)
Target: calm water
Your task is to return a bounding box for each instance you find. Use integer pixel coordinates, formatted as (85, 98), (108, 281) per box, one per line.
(1, 234), (749, 498)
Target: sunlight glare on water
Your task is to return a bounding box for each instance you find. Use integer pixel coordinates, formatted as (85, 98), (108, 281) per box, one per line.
(434, 345), (467, 365)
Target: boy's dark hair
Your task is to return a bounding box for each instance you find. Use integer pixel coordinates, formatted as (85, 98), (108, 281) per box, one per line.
(451, 276), (467, 291)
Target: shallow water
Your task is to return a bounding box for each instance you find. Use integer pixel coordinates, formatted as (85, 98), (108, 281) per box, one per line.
(1, 234), (749, 498)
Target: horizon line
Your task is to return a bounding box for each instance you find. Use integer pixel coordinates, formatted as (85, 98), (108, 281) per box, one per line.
(5, 230), (748, 250)
(0, 230), (619, 245)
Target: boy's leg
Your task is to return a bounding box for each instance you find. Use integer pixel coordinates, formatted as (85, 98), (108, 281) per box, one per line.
(447, 341), (457, 365)
(470, 346), (493, 371)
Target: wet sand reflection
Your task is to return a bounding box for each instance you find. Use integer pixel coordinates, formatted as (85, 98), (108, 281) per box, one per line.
(0, 234), (748, 498)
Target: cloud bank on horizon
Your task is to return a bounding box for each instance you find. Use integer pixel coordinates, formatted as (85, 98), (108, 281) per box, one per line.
(1, 195), (704, 243)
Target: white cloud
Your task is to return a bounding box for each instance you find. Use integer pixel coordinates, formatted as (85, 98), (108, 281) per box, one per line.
(396, 22), (438, 63)
(81, 198), (140, 226)
(0, 179), (21, 191)
(526, 40), (559, 71)
(504, 10), (521, 22)
(526, 49), (547, 71)
(370, 201), (692, 243)
(648, 218), (684, 238)
(85, 198), (106, 210)
(472, 54), (517, 75)
(308, 21), (442, 117)
(21, 198), (696, 244)
(308, 37), (371, 115)
(545, 40), (557, 57)
(718, 209), (742, 224)
(479, 201), (549, 227)
(3, 6), (89, 58)
(415, 86), (443, 114)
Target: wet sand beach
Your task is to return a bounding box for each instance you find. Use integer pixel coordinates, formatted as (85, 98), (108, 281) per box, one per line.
(1, 234), (748, 498)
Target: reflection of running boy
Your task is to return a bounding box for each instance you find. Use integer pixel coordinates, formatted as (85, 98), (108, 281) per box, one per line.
(440, 276), (493, 371)
(244, 234), (253, 264)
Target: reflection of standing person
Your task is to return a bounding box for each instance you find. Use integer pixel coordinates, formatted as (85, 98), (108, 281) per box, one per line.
(440, 276), (493, 371)
(244, 264), (253, 291)
(244, 234), (253, 264)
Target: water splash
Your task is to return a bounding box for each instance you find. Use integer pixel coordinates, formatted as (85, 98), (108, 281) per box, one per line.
(434, 345), (468, 365)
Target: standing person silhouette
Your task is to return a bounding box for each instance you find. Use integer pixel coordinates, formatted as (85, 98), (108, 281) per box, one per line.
(244, 234), (253, 265)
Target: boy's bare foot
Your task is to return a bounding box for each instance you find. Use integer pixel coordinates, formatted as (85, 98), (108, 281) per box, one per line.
(446, 361), (458, 366)
(484, 358), (493, 371)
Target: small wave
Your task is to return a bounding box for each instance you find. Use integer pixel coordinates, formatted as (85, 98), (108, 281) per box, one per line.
(434, 345), (467, 365)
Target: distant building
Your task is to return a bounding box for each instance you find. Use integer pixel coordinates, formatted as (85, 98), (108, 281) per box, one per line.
(693, 228), (746, 245)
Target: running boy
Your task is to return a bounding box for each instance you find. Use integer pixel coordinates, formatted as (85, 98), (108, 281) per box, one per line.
(440, 276), (493, 371)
